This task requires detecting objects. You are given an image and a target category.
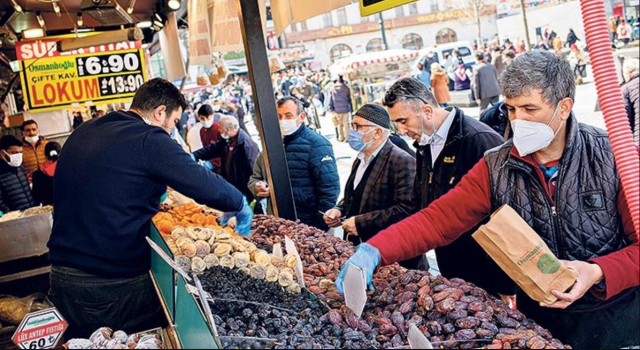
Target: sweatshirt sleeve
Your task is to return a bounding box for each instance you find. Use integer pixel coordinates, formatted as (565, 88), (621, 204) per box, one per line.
(589, 188), (640, 300)
(368, 159), (493, 265)
(142, 130), (243, 212)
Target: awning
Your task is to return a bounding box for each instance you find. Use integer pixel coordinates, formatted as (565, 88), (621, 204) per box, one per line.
(331, 49), (420, 74)
(271, 0), (355, 36)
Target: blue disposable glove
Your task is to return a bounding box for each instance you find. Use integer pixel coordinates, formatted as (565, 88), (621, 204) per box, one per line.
(335, 243), (382, 295)
(190, 153), (196, 162)
(220, 197), (254, 237)
(0, 210), (3, 218)
(160, 192), (168, 203)
(203, 161), (214, 171)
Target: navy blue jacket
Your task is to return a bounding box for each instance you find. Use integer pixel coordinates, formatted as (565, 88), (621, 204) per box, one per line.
(284, 124), (340, 230)
(48, 110), (244, 278)
(193, 129), (259, 202)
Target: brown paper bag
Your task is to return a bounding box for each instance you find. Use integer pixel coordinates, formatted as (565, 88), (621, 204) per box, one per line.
(472, 205), (578, 304)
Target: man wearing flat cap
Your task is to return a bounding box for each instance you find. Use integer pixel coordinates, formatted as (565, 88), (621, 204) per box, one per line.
(324, 104), (416, 251)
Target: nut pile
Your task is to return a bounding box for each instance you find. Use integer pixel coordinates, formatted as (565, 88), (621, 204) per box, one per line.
(249, 216), (571, 349)
(64, 328), (162, 349)
(169, 224), (303, 293)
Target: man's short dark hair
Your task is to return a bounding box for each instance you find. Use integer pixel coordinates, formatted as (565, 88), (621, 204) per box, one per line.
(475, 52), (485, 61)
(130, 78), (188, 116)
(198, 104), (214, 117)
(382, 77), (439, 110)
(276, 97), (305, 115)
(0, 135), (22, 150)
(21, 120), (38, 131)
(45, 142), (62, 161)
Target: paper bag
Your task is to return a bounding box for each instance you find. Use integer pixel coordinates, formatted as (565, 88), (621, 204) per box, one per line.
(472, 205), (578, 304)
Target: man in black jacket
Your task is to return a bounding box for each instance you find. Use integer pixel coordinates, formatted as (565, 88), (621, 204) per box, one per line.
(383, 77), (514, 297)
(193, 115), (260, 203)
(324, 104), (416, 248)
(48, 78), (253, 338)
(0, 135), (35, 214)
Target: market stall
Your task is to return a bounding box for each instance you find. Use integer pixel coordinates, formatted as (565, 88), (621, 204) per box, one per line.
(328, 49), (419, 110)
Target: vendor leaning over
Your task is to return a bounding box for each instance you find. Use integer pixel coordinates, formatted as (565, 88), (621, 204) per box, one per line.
(47, 78), (253, 338)
(336, 51), (639, 349)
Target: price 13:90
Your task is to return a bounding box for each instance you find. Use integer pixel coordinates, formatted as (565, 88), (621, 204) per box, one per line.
(99, 74), (145, 96)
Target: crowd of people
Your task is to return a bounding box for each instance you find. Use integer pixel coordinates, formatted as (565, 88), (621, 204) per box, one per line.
(0, 120), (60, 214)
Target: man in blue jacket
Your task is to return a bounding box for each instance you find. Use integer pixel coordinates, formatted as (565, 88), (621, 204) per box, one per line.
(250, 97), (340, 230)
(47, 78), (253, 338)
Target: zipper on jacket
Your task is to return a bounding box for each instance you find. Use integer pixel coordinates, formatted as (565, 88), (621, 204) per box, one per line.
(512, 164), (566, 259)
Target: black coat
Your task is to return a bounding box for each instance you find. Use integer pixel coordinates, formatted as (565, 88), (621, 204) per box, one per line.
(0, 161), (35, 213)
(32, 169), (55, 206)
(480, 102), (512, 140)
(414, 107), (514, 295)
(335, 139), (416, 245)
(194, 129), (260, 202)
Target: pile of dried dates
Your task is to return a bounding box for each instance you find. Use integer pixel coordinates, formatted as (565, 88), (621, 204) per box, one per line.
(246, 216), (571, 349)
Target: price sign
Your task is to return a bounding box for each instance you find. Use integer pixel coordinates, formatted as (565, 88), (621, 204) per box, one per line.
(12, 308), (68, 349)
(343, 264), (367, 318)
(360, 0), (418, 16)
(17, 35), (146, 112)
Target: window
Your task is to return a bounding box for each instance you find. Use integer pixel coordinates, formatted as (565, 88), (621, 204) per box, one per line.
(330, 44), (353, 62)
(300, 20), (308, 32)
(395, 6), (405, 17)
(323, 13), (333, 27)
(366, 38), (385, 52)
(402, 33), (424, 50)
(436, 28), (458, 44)
(408, 3), (419, 15)
(337, 9), (348, 26)
(429, 0), (439, 13)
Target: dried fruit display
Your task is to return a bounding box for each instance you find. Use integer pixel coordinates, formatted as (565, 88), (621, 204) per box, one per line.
(63, 328), (163, 349)
(245, 216), (571, 350)
(153, 202), (223, 235)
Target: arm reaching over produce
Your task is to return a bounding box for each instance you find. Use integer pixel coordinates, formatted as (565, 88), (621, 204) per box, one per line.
(220, 197), (254, 237)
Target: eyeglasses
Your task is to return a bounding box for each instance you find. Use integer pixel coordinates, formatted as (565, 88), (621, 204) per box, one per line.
(351, 122), (378, 132)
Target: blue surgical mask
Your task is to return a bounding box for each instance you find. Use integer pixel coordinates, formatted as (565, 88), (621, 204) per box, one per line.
(348, 129), (376, 152)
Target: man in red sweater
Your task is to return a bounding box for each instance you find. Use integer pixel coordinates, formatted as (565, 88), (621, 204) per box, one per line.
(197, 104), (222, 174)
(336, 51), (639, 349)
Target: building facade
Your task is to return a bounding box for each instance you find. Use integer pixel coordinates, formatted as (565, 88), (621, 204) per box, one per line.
(280, 1), (499, 68)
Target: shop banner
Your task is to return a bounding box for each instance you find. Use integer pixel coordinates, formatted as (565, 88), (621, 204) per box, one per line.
(209, 0), (267, 53)
(188, 0), (213, 65)
(17, 37), (146, 113)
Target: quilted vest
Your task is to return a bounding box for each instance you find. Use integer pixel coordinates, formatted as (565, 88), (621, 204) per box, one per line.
(484, 115), (627, 262)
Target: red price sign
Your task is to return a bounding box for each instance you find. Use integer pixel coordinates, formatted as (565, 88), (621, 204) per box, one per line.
(12, 308), (68, 349)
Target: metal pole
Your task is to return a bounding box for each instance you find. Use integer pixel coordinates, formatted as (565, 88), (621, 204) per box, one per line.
(379, 12), (388, 50)
(519, 0), (532, 51)
(236, 0), (297, 220)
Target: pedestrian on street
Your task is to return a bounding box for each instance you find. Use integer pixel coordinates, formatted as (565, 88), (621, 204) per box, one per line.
(430, 63), (451, 108)
(565, 29), (580, 47)
(568, 44), (588, 84)
(380, 77), (511, 293)
(491, 46), (505, 77)
(48, 78), (253, 338)
(324, 104), (416, 248)
(249, 97), (340, 230)
(193, 115), (260, 204)
(328, 75), (352, 142)
(337, 51), (639, 349)
(552, 34), (564, 52)
(20, 120), (49, 178)
(621, 58), (639, 145)
(415, 63), (431, 88)
(454, 63), (471, 91)
(617, 19), (633, 44)
(32, 141), (61, 206)
(0, 135), (35, 213)
(610, 16), (619, 42)
(471, 52), (501, 110)
(195, 104), (222, 174)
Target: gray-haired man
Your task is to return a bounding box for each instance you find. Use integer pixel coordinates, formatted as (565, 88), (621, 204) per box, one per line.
(336, 51), (639, 349)
(193, 115), (260, 203)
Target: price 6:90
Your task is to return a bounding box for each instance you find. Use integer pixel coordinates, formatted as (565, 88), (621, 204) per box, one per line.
(85, 53), (140, 75)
